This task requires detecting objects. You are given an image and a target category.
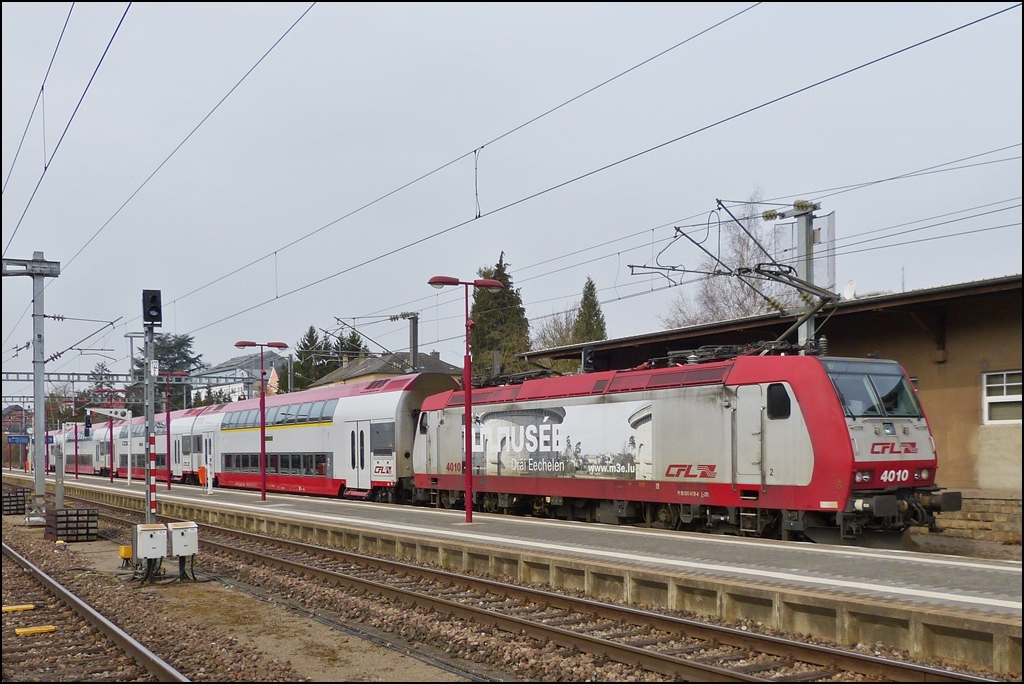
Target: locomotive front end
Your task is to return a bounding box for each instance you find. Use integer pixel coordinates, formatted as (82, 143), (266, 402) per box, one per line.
(822, 358), (961, 540)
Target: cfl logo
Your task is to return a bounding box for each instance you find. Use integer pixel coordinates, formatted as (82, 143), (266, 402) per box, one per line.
(373, 464), (393, 475)
(665, 464), (717, 479)
(869, 442), (918, 455)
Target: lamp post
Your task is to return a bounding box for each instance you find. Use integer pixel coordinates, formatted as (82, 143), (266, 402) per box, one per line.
(234, 340), (288, 501)
(160, 371), (189, 490)
(428, 275), (504, 523)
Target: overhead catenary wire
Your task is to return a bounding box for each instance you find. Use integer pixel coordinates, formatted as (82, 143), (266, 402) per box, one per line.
(180, 3), (1022, 338)
(160, 3), (762, 310)
(2, 2), (75, 196)
(2, 2), (131, 258)
(10, 0), (741, 354)
(59, 2), (317, 272)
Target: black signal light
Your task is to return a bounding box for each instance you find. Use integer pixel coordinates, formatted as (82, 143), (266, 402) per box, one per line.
(143, 289), (162, 325)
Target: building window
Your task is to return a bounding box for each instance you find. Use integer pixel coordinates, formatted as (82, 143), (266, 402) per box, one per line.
(983, 371), (1022, 424)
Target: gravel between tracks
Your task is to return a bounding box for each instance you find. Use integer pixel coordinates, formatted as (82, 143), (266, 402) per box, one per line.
(2, 517), (469, 682)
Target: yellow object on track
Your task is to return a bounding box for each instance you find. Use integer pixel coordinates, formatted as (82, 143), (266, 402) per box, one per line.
(15, 625), (56, 635)
(2, 604), (36, 612)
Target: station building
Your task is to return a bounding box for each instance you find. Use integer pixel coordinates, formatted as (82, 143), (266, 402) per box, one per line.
(523, 274), (1022, 543)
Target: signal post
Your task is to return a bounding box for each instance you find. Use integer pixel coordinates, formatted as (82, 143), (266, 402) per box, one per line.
(142, 290), (162, 524)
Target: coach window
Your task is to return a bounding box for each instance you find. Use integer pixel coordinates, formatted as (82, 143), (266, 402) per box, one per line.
(302, 453), (314, 475)
(282, 405), (298, 424)
(310, 401), (326, 422)
(224, 454), (234, 470)
(767, 383), (791, 420)
(315, 453), (328, 476)
(322, 399), (338, 424)
(984, 371), (1022, 424)
(266, 406), (279, 425)
(120, 426), (129, 439)
(268, 454), (278, 474)
(181, 437), (191, 455)
(297, 403), (313, 423)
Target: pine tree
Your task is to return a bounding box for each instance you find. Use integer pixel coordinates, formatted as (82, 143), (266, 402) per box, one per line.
(570, 276), (607, 343)
(469, 252), (531, 376)
(293, 326), (322, 390)
(129, 333), (204, 412)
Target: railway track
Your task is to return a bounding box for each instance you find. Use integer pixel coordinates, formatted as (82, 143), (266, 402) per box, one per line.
(2, 541), (187, 682)
(89, 500), (994, 683)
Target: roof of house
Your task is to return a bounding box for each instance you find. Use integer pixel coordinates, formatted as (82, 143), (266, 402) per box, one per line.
(309, 352), (461, 387)
(523, 273), (1022, 362)
(193, 350), (285, 378)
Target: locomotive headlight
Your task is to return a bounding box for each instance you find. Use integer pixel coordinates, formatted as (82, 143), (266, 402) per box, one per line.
(855, 470), (872, 483)
(915, 468), (930, 481)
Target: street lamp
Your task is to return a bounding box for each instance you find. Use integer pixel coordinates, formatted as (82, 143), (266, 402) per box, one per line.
(159, 371), (189, 491)
(234, 340), (288, 501)
(428, 275), (504, 523)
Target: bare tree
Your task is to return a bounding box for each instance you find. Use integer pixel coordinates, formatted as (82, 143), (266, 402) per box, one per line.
(533, 306), (578, 350)
(661, 191), (787, 328)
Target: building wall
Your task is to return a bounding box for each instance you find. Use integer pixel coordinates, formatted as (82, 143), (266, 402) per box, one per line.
(824, 289), (1021, 493)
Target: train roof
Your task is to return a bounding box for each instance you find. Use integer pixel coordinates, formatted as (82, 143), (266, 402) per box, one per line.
(91, 372), (455, 427)
(421, 354), (898, 411)
(422, 359), (738, 410)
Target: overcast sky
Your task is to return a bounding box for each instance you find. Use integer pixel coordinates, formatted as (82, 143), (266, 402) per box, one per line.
(2, 2), (1021, 396)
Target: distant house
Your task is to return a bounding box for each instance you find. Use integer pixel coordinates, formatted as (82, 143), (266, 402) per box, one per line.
(309, 351), (462, 388)
(190, 351), (286, 403)
(2, 404), (31, 434)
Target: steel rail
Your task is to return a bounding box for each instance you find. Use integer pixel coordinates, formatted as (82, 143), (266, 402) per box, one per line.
(74, 494), (997, 683)
(198, 523), (993, 683)
(2, 541), (190, 682)
(202, 537), (759, 682)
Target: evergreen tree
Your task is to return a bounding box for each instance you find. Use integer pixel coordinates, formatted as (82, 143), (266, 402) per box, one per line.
(570, 276), (607, 343)
(469, 252), (530, 376)
(129, 333), (204, 413)
(292, 326), (322, 390)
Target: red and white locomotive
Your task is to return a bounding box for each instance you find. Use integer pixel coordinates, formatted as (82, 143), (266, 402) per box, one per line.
(46, 352), (960, 545)
(414, 354), (961, 544)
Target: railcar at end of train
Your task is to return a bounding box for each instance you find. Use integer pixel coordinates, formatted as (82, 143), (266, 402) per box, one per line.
(46, 422), (112, 477)
(411, 354), (962, 545)
(44, 373), (461, 499)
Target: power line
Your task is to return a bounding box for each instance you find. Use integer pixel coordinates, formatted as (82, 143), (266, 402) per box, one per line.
(3, 3), (131, 257)
(60, 2), (317, 271)
(184, 5), (1022, 337)
(2, 2), (75, 196)
(162, 3), (762, 310)
(358, 162), (1023, 325)
(719, 143), (1021, 208)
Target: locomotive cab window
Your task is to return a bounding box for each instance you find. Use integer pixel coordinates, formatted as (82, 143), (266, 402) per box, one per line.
(766, 383), (791, 420)
(823, 359), (922, 419)
(419, 411), (429, 434)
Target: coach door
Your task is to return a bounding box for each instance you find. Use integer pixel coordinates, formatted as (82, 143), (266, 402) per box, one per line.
(202, 431), (215, 487)
(733, 385), (764, 488)
(346, 421), (371, 490)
